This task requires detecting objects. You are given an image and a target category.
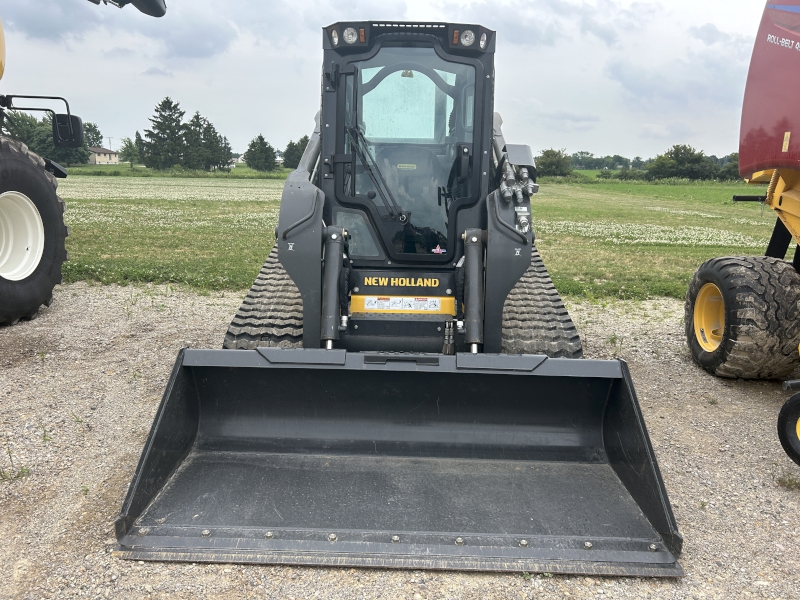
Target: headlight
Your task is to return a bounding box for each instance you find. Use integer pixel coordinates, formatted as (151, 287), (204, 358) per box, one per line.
(343, 27), (358, 44)
(460, 29), (475, 47)
(331, 30), (339, 46)
(479, 32), (487, 49)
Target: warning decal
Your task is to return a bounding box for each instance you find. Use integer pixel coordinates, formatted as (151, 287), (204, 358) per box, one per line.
(363, 296), (441, 311)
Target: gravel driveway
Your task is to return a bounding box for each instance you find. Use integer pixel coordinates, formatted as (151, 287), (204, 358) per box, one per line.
(1, 283), (798, 599)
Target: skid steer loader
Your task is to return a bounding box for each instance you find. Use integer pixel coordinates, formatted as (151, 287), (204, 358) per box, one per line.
(115, 22), (682, 576)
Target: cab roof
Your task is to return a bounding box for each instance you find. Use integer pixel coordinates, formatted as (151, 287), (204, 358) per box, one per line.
(323, 21), (495, 55)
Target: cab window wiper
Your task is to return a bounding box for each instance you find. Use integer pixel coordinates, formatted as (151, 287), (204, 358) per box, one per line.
(347, 126), (403, 220)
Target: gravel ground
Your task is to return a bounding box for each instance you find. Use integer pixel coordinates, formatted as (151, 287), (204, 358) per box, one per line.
(1, 283), (799, 599)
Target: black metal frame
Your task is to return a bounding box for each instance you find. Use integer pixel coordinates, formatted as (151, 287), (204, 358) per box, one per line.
(0, 94), (78, 145)
(326, 33), (488, 266)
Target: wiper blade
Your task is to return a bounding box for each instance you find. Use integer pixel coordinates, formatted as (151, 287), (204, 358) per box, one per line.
(347, 126), (403, 220)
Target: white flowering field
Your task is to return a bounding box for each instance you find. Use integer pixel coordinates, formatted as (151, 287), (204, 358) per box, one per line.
(58, 175), (775, 298)
(533, 181), (776, 298)
(59, 177), (284, 290)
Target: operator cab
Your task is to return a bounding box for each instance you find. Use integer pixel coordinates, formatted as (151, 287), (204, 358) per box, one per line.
(321, 22), (495, 266)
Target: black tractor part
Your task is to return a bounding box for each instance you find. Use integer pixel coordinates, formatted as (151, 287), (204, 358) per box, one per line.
(0, 137), (68, 325)
(114, 348), (682, 576)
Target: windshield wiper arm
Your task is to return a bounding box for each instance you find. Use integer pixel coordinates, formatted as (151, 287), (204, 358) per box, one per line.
(347, 126), (403, 220)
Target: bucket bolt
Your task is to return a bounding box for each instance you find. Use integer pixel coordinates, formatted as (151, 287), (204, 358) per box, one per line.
(137, 528), (149, 537)
(202, 530), (211, 538)
(328, 533), (337, 542)
(649, 543), (657, 552)
(391, 535), (400, 543)
(455, 537), (464, 546)
(265, 531), (274, 539)
(584, 541), (593, 550)
(519, 539), (529, 548)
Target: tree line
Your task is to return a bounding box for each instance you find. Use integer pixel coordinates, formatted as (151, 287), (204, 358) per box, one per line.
(115, 97), (310, 173)
(114, 97), (233, 171)
(536, 146), (741, 181)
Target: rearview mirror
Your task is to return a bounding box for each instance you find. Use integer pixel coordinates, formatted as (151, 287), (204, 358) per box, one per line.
(52, 114), (84, 148)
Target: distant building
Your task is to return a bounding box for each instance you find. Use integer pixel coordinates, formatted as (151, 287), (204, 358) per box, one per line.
(88, 147), (119, 165)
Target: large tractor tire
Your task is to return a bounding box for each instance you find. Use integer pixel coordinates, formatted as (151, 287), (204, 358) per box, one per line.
(685, 256), (800, 379)
(501, 245), (583, 358)
(0, 137), (68, 325)
(778, 393), (800, 466)
(223, 244), (303, 349)
(224, 244), (583, 358)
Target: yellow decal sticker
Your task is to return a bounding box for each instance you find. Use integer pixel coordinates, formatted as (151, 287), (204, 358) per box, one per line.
(783, 132), (791, 152)
(363, 277), (440, 287)
(397, 164), (417, 170)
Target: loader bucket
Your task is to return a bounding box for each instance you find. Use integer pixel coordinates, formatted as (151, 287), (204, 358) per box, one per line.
(114, 348), (682, 577)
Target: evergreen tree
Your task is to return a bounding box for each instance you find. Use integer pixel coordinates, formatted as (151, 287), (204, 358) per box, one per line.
(201, 119), (230, 170)
(118, 137), (139, 169)
(283, 135), (309, 169)
(83, 122), (104, 148)
(134, 131), (146, 164)
(182, 111), (207, 171)
(244, 134), (276, 171)
(144, 97), (185, 170)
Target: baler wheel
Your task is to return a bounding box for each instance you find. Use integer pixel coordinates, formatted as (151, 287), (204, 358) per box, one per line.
(778, 392), (800, 466)
(685, 256), (800, 379)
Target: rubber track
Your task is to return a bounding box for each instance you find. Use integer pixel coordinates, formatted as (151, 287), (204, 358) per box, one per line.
(501, 245), (583, 358)
(223, 244), (303, 349)
(0, 136), (66, 324)
(685, 256), (800, 379)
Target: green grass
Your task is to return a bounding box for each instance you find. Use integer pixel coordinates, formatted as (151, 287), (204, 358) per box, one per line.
(533, 180), (773, 299)
(59, 175), (775, 299)
(66, 163), (291, 179)
(60, 177), (282, 290)
(573, 169), (616, 178)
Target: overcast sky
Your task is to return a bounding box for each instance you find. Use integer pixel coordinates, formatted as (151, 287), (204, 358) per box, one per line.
(1, 0), (762, 158)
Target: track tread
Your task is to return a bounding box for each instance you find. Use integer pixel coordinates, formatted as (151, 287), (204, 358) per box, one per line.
(223, 245), (303, 349)
(685, 255), (800, 379)
(501, 245), (583, 358)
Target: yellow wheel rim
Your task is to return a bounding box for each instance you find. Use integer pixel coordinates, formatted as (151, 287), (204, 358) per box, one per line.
(796, 414), (800, 443)
(694, 282), (725, 352)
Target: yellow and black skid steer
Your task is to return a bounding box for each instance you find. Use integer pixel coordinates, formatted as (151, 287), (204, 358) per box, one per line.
(114, 22), (682, 577)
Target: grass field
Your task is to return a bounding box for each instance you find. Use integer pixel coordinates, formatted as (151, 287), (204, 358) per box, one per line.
(66, 163), (292, 179)
(58, 176), (776, 299)
(59, 177), (282, 290)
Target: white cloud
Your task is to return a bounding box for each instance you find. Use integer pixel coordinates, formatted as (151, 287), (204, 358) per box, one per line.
(0, 0), (765, 157)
